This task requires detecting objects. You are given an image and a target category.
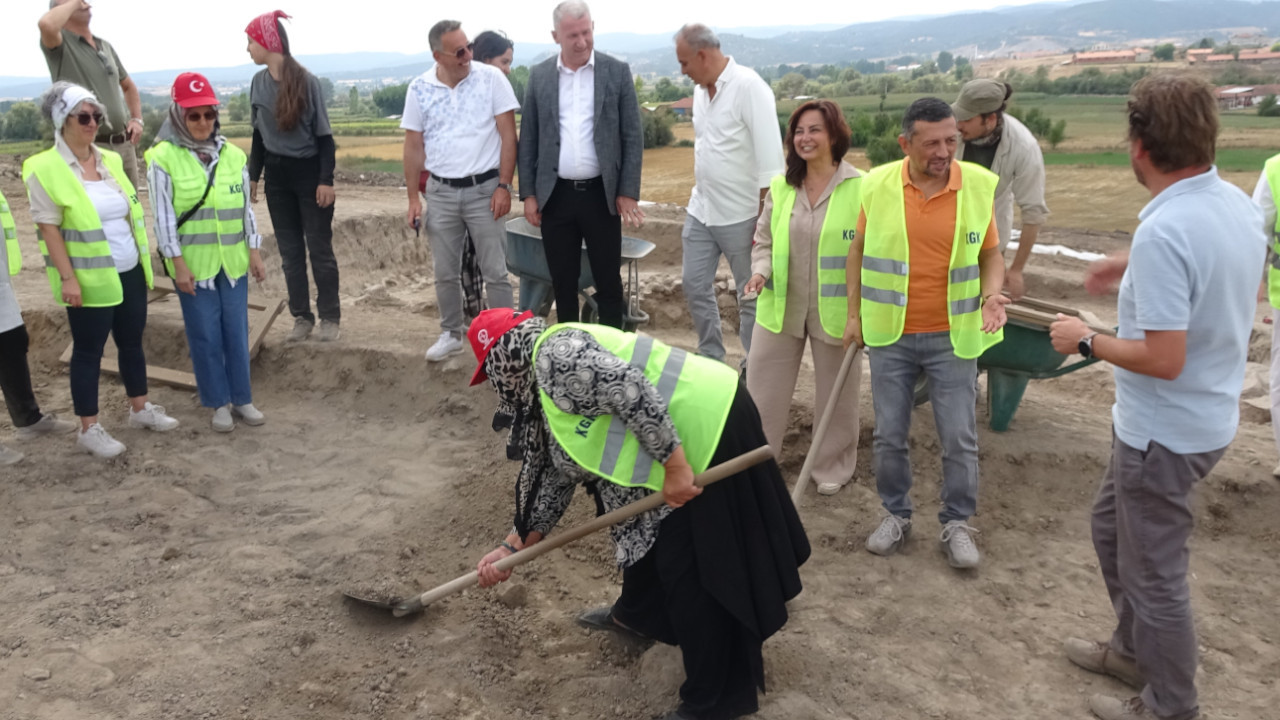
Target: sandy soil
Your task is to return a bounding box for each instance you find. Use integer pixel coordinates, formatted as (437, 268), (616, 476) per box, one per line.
(1, 155), (1278, 720)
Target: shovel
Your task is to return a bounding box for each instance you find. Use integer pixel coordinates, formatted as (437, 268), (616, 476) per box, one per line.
(345, 444), (774, 617)
(790, 344), (859, 504)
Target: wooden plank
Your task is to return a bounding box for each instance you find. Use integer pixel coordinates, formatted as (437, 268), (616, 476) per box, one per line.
(248, 298), (287, 359)
(1007, 304), (1115, 336)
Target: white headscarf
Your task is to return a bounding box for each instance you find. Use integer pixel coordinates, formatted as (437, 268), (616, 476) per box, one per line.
(49, 83), (107, 132)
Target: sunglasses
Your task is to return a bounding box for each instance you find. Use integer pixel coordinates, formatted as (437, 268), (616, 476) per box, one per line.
(74, 112), (104, 126)
(186, 111), (218, 122)
(450, 44), (472, 60)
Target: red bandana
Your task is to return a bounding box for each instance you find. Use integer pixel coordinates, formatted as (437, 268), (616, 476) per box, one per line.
(245, 10), (292, 54)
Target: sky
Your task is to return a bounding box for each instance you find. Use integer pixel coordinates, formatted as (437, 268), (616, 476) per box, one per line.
(1, 0), (1082, 78)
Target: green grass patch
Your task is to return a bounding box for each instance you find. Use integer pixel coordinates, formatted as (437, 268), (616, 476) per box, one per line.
(1044, 147), (1276, 172)
(0, 140), (50, 155)
(336, 155), (403, 174)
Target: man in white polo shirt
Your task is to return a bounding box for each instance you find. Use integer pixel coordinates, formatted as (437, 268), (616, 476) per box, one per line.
(674, 23), (784, 368)
(403, 19), (519, 361)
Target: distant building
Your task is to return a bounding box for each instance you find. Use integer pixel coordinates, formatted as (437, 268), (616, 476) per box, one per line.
(1133, 48), (1153, 63)
(1214, 84), (1280, 109)
(670, 96), (694, 118)
(1071, 50), (1136, 64)
(1187, 48), (1214, 64)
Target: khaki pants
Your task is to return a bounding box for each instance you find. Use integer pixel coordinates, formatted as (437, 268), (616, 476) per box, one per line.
(745, 326), (859, 488)
(98, 139), (141, 192)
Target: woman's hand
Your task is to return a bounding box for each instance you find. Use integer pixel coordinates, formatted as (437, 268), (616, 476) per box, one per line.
(842, 315), (863, 350)
(173, 259), (196, 296)
(743, 273), (767, 296)
(249, 250), (267, 283)
(249, 181), (259, 204)
(316, 184), (335, 209)
(661, 447), (700, 509)
(477, 535), (529, 588)
(60, 277), (82, 308)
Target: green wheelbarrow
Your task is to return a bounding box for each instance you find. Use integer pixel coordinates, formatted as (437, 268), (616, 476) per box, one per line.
(912, 300), (1108, 432)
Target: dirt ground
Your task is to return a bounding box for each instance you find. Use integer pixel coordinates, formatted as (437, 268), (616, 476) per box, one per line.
(1, 153), (1278, 720)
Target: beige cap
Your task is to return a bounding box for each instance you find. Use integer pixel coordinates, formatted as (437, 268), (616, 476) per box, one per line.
(952, 79), (1011, 121)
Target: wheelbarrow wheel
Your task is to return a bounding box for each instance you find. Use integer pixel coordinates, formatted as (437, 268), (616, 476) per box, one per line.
(580, 292), (599, 325)
(913, 377), (930, 406)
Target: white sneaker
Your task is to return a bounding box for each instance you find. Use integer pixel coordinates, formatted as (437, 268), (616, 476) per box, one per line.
(940, 520), (981, 569)
(866, 514), (911, 556)
(816, 481), (844, 496)
(425, 332), (465, 362)
(232, 403), (265, 426)
(212, 406), (234, 433)
(0, 443), (23, 466)
(14, 413), (78, 440)
(77, 423), (126, 458)
(128, 402), (180, 432)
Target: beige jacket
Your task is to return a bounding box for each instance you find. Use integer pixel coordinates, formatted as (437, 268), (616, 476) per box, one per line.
(958, 113), (1049, 252)
(751, 160), (862, 345)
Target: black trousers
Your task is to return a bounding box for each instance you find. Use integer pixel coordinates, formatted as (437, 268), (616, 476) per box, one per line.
(0, 324), (42, 428)
(540, 178), (625, 328)
(264, 152), (340, 323)
(65, 264), (149, 417)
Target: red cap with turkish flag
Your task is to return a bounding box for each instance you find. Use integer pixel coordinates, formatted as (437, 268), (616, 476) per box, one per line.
(172, 72), (219, 108)
(468, 308), (534, 386)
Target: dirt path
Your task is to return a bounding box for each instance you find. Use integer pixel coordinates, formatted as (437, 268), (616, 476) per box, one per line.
(1, 163), (1278, 720)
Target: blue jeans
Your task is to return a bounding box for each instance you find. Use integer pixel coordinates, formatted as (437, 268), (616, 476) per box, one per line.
(868, 331), (979, 525)
(176, 271), (252, 409)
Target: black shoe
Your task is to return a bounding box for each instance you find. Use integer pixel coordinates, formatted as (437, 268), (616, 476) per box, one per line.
(575, 606), (650, 643)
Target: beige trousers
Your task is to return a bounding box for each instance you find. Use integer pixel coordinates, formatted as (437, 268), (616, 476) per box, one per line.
(745, 326), (860, 488)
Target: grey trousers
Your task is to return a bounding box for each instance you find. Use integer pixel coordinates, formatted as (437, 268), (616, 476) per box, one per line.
(868, 332), (980, 525)
(681, 215), (756, 362)
(425, 175), (514, 336)
(100, 139), (141, 192)
(1092, 432), (1225, 720)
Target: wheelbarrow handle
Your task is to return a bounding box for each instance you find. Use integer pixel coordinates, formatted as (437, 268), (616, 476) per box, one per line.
(392, 445), (775, 616)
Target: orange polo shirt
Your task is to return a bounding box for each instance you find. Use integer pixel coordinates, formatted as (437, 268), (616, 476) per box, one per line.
(856, 159), (998, 334)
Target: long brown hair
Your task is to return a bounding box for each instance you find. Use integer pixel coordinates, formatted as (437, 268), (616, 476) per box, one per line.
(784, 99), (852, 188)
(274, 21), (311, 132)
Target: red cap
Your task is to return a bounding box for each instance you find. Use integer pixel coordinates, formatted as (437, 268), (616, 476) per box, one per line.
(468, 308), (534, 386)
(172, 73), (219, 108)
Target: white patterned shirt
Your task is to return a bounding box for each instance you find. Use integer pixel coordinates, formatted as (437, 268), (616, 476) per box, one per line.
(400, 62), (520, 179)
(556, 51), (600, 180)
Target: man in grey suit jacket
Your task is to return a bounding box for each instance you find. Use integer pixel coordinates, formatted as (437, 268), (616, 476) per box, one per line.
(517, 0), (643, 329)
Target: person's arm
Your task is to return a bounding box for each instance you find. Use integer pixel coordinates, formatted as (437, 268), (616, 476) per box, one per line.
(248, 128), (265, 202)
(615, 62), (644, 205)
(744, 189), (775, 294)
(241, 164), (265, 282)
(1253, 171), (1275, 302)
(748, 79), (786, 198)
(111, 43), (143, 144)
(492, 110), (517, 220)
(38, 1), (84, 49)
(843, 210), (868, 349)
(977, 214), (1010, 332)
(1051, 320), (1186, 381)
(403, 130), (425, 228)
(518, 72), (541, 226)
(37, 224), (81, 306)
(315, 134), (336, 208)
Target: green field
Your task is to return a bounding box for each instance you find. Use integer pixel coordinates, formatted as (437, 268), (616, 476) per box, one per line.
(1045, 147), (1276, 172)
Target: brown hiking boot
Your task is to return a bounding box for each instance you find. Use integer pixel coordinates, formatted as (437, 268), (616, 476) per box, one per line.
(1065, 637), (1144, 689)
(1088, 695), (1187, 720)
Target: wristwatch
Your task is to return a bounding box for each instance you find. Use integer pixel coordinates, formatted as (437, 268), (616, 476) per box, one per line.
(129, 117), (144, 128)
(1078, 331), (1099, 358)
(496, 182), (512, 193)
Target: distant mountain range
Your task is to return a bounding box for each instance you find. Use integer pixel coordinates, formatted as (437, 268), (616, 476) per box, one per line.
(2, 0), (1279, 100)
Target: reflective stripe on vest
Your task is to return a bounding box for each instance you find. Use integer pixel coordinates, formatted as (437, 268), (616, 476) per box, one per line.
(1265, 154), (1280, 310)
(532, 323), (739, 491)
(21, 147), (153, 307)
(145, 142), (249, 282)
(1, 190), (18, 275)
(756, 174), (862, 339)
(859, 159), (1002, 359)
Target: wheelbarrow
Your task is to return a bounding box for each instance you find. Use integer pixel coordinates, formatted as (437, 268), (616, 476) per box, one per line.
(505, 218), (654, 331)
(912, 298), (1109, 431)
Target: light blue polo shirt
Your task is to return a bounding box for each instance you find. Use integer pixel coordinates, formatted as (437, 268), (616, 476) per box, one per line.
(1112, 167), (1267, 454)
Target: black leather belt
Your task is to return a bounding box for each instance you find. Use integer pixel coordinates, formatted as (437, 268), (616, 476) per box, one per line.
(557, 176), (602, 191)
(434, 168), (499, 188)
(98, 133), (128, 145)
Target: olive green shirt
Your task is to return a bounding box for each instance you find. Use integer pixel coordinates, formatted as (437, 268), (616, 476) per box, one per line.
(41, 29), (131, 138)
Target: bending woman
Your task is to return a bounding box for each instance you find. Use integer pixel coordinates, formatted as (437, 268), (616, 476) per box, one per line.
(146, 72), (267, 433)
(469, 308), (809, 720)
(742, 99), (862, 496)
(246, 10), (340, 342)
(23, 82), (180, 459)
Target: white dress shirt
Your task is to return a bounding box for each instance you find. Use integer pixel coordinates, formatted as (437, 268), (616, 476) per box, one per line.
(557, 51), (600, 180)
(1253, 169), (1276, 235)
(687, 58), (785, 226)
(401, 62), (520, 179)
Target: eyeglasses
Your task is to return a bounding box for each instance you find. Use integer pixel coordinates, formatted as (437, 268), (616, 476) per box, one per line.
(186, 111), (218, 122)
(74, 112), (104, 126)
(450, 44), (472, 60)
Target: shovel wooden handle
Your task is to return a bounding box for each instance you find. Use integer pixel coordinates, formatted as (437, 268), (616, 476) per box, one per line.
(791, 344), (858, 504)
(392, 444), (774, 616)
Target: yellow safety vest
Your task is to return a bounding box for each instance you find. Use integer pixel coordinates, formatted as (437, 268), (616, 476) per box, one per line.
(859, 159), (1002, 359)
(1265, 153), (1280, 309)
(532, 323), (739, 491)
(21, 148), (153, 307)
(758, 174), (861, 339)
(145, 141), (250, 281)
(1, 189), (18, 275)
